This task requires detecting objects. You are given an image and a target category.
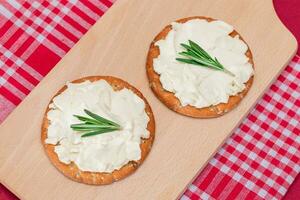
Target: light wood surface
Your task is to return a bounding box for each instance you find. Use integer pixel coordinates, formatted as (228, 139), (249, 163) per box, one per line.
(0, 0), (297, 199)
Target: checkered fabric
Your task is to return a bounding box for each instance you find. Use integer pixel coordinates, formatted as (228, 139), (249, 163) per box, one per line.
(182, 57), (300, 200)
(0, 1), (299, 200)
(0, 0), (114, 122)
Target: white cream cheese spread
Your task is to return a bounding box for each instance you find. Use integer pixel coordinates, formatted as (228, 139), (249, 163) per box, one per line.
(45, 80), (150, 173)
(153, 19), (254, 108)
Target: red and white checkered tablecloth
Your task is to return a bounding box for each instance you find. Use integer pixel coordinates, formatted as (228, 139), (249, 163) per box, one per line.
(0, 1), (299, 200)
(182, 56), (300, 200)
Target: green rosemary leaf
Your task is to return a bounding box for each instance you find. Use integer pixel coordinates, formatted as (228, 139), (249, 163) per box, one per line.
(70, 109), (122, 138)
(71, 123), (117, 130)
(81, 129), (119, 138)
(176, 58), (199, 65)
(73, 115), (99, 125)
(179, 52), (223, 70)
(176, 40), (234, 76)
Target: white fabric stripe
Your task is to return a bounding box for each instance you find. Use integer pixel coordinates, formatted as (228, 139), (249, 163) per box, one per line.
(0, 15), (9, 27)
(22, 26), (67, 56)
(216, 136), (295, 192)
(0, 0), (94, 58)
(8, 4), (68, 56)
(219, 178), (248, 200)
(24, 24), (68, 56)
(294, 62), (300, 71)
(0, 20), (20, 43)
(179, 195), (190, 200)
(200, 191), (214, 200)
(2, 28), (29, 53)
(55, 1), (93, 30)
(20, 62), (43, 81)
(42, 24), (75, 49)
(38, 38), (66, 57)
(204, 169), (229, 196)
(0, 77), (6, 85)
(47, 1), (84, 39)
(209, 157), (218, 166)
(294, 164), (300, 173)
(48, 18), (81, 43)
(15, 32), (46, 59)
(0, 2), (68, 57)
(39, 0), (110, 56)
(0, 0), (105, 89)
(28, 4), (72, 46)
(7, 0), (22, 9)
(90, 0), (109, 12)
(51, 26), (82, 44)
(289, 58), (300, 71)
(0, 5), (13, 18)
(13, 72), (35, 90)
(19, 58), (41, 82)
(3, 81), (26, 99)
(230, 138), (292, 178)
(76, 0), (103, 21)
(188, 56), (300, 199)
(0, 45), (43, 81)
(213, 156), (262, 195)
(187, 185), (215, 200)
(243, 109), (295, 156)
(189, 184), (200, 193)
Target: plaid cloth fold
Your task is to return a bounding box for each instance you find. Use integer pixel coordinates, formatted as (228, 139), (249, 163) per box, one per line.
(0, 1), (299, 200)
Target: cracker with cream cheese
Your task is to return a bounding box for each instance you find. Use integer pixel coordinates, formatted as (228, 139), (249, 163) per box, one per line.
(41, 76), (155, 185)
(146, 16), (254, 118)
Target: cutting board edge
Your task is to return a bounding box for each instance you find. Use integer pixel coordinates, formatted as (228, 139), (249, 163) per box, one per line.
(176, 43), (298, 199)
(175, 5), (299, 192)
(0, 0), (299, 199)
(0, 179), (22, 200)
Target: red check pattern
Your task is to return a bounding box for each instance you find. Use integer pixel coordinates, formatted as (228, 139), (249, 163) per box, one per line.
(182, 56), (300, 200)
(0, 1), (299, 200)
(0, 0), (114, 122)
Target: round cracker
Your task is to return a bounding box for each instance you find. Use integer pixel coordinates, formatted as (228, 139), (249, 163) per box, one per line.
(41, 76), (155, 185)
(146, 16), (254, 118)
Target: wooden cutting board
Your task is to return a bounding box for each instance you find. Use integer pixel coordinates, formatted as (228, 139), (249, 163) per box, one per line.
(0, 0), (297, 199)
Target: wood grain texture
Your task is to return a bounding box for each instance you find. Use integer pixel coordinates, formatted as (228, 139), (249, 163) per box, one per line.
(0, 0), (297, 199)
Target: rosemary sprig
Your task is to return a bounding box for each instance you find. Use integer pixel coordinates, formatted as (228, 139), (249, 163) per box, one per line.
(176, 40), (235, 76)
(71, 109), (121, 138)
